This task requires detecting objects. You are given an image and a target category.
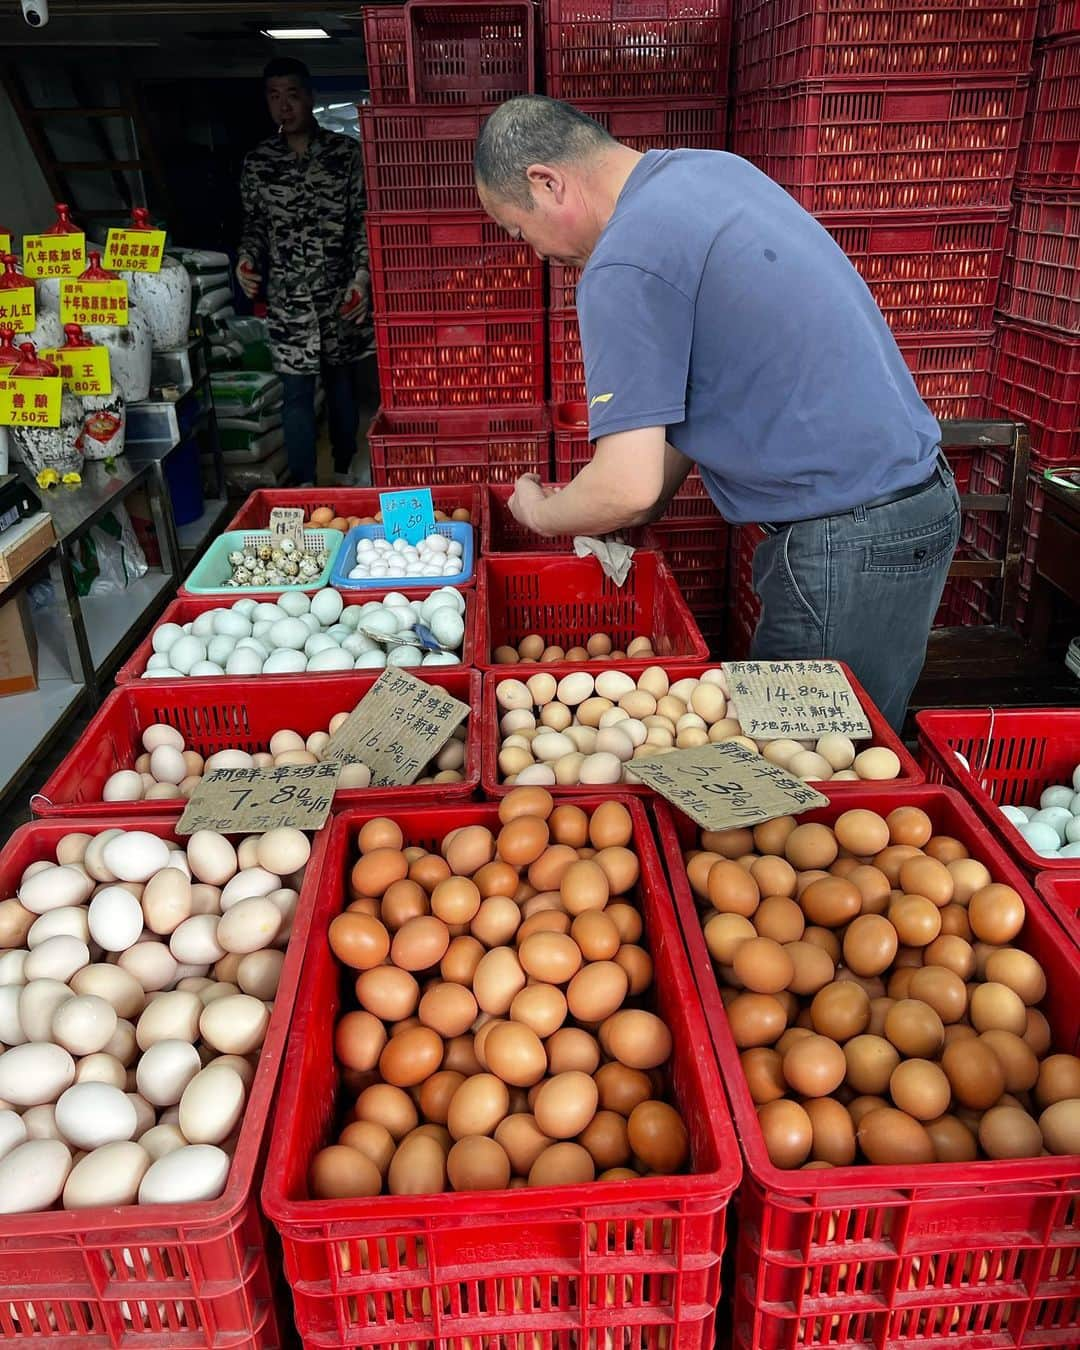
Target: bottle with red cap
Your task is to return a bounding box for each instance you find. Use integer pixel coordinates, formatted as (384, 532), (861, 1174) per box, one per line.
(61, 324), (125, 461)
(31, 203), (87, 314)
(7, 341), (84, 478)
(120, 208), (191, 352)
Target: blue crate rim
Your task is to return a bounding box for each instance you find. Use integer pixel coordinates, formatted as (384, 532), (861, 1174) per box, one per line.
(331, 519), (475, 590)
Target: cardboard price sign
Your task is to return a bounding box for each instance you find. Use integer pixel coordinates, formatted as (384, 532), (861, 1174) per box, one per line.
(22, 232), (86, 279)
(60, 279), (129, 328)
(269, 506), (305, 550)
(104, 227), (166, 273)
(722, 660), (871, 741)
(324, 668), (469, 787)
(627, 739), (827, 831)
(0, 376), (62, 429)
(41, 345), (111, 396)
(380, 488), (435, 545)
(176, 761), (340, 835)
(0, 286), (35, 334)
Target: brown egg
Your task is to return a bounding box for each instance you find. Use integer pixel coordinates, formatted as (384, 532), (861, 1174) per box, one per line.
(495, 1113), (552, 1175)
(592, 846), (639, 896)
(588, 800), (633, 849)
(377, 879), (426, 931)
(498, 817), (549, 869)
(795, 870), (830, 899)
(886, 807), (933, 848)
(758, 1099), (813, 1168)
(979, 1030), (1039, 1093)
(471, 897), (521, 948)
(473, 947), (527, 1015)
(601, 1009), (673, 1068)
(1035, 1054), (1080, 1109)
(844, 1034), (900, 1095)
(499, 786), (555, 824)
(592, 1063), (650, 1118)
(355, 966), (419, 1022)
(847, 865), (892, 915)
(391, 915), (450, 972)
(889, 1059), (951, 1121)
(705, 912), (756, 965)
(358, 818), (404, 855)
(446, 1135), (511, 1191)
(546, 804), (588, 847)
(430, 877), (482, 927)
(387, 1133), (447, 1195)
(528, 1141), (595, 1187)
(984, 949), (1046, 1006)
(886, 967), (918, 1001)
(579, 1109), (632, 1170)
(857, 1108), (935, 1164)
(968, 884), (1025, 944)
(567, 961), (629, 1022)
(873, 844), (923, 887)
(686, 851), (719, 900)
(442, 1035), (483, 1077)
(924, 934), (975, 981)
(866, 996), (894, 1037)
(753, 896), (805, 944)
(907, 966), (968, 1024)
(547, 1027), (601, 1076)
(483, 1021), (548, 1087)
(517, 909), (570, 942)
(804, 1096), (856, 1166)
(726, 992), (789, 1048)
(410, 852), (452, 893)
(847, 1095), (888, 1128)
(533, 1071), (599, 1139)
(379, 1026), (443, 1088)
(707, 860), (760, 917)
(519, 931), (582, 984)
(418, 1070), (466, 1125)
(355, 1083), (418, 1140)
(969, 982), (1027, 1036)
(784, 941), (836, 996)
(473, 861), (519, 902)
(979, 1105), (1044, 1159)
(830, 857), (860, 879)
(783, 823), (839, 871)
(1038, 1099), (1080, 1155)
(741, 1048), (786, 1104)
(510, 983), (567, 1038)
(1023, 1008), (1052, 1059)
(330, 912), (390, 970)
(942, 1037), (1005, 1109)
(615, 944), (653, 995)
(884, 999), (944, 1058)
(605, 902), (643, 945)
(339, 1118), (395, 1175)
(568, 911), (618, 962)
(310, 1145), (383, 1199)
(731, 936), (795, 994)
(445, 826), (496, 877)
(627, 1101), (689, 1173)
(946, 857), (992, 906)
(888, 894), (942, 947)
(924, 835), (968, 864)
(843, 914), (899, 976)
(351, 848), (408, 898)
(811, 982), (871, 1042)
(701, 826), (754, 858)
(528, 844), (579, 893)
(924, 1113), (977, 1163)
(418, 983), (478, 1039)
(447, 1074), (510, 1139)
(335, 1011), (387, 1072)
(750, 856), (798, 901)
(834, 809), (891, 857)
(800, 877), (861, 928)
(899, 856), (954, 908)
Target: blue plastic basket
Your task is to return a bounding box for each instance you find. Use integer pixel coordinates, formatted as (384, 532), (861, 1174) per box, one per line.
(331, 520), (475, 590)
(181, 529), (344, 595)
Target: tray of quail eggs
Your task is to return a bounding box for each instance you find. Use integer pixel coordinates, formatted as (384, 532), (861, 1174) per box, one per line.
(186, 530), (343, 595)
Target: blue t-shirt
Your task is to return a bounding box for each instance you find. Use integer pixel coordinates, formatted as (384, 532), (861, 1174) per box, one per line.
(578, 150), (942, 525)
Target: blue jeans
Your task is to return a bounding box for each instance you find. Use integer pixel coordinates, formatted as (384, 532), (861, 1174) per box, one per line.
(281, 360), (370, 482)
(750, 460), (961, 732)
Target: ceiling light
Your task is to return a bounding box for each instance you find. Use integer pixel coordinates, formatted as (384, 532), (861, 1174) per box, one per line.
(261, 27), (331, 40)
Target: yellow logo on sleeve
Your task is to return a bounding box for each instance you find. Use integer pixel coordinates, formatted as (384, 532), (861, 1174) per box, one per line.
(590, 392), (614, 408)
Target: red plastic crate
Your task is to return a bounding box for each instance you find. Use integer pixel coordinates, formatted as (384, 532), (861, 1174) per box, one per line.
(549, 260), (579, 310)
(359, 106), (489, 212)
(997, 192), (1080, 332)
(692, 603), (725, 657)
(1016, 36), (1080, 192)
(899, 331), (994, 419)
(825, 211), (1011, 334)
(482, 659), (921, 797)
(405, 0), (536, 104)
(735, 0), (1036, 92)
(368, 405), (550, 487)
(481, 482), (658, 553)
(226, 485), (484, 532)
(368, 213), (543, 316)
(1039, 0), (1080, 39)
(989, 319), (1080, 462)
(918, 707), (1080, 873)
(734, 79), (1029, 215)
(549, 307), (584, 405)
(1036, 871), (1080, 947)
(363, 5), (409, 105)
(114, 590), (478, 685)
(657, 785), (1080, 1350)
(0, 815), (330, 1348)
(650, 519), (729, 580)
(587, 98), (728, 150)
(261, 798), (741, 1348)
(34, 669), (481, 820)
(1016, 465), (1062, 626)
(478, 551), (709, 667)
(375, 311), (545, 409)
(543, 0), (730, 101)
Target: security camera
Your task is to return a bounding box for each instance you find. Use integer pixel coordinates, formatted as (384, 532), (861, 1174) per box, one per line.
(21, 0), (49, 27)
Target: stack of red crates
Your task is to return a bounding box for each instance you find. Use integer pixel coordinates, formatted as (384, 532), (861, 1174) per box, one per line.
(725, 0), (1039, 654)
(989, 9), (1080, 627)
(543, 0), (732, 654)
(361, 2), (551, 486)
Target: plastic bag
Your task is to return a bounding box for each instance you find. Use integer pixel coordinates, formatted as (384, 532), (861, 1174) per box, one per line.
(71, 504), (149, 596)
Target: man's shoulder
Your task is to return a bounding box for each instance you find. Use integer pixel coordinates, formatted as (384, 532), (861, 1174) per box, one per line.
(317, 130), (361, 163)
(243, 134), (285, 169)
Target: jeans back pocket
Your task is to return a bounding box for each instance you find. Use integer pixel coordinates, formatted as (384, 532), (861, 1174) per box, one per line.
(863, 511), (959, 575)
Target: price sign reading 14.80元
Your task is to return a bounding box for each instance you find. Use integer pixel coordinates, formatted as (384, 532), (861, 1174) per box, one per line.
(722, 659), (871, 742)
(627, 739), (828, 832)
(175, 761), (340, 835)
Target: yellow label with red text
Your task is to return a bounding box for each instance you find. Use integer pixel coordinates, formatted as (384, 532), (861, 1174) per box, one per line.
(0, 286), (36, 333)
(0, 233), (11, 256)
(0, 376), (62, 428)
(60, 279), (129, 327)
(104, 228), (166, 273)
(41, 345), (112, 397)
(22, 232), (86, 279)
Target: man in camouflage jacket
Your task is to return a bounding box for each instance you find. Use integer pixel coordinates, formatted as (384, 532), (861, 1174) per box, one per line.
(237, 57), (375, 484)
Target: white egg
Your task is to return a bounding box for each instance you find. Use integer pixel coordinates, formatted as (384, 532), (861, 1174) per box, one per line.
(263, 649), (309, 674)
(139, 1144), (230, 1204)
(355, 651), (387, 668)
(343, 633), (377, 657)
(1066, 816), (1080, 844)
(388, 645), (423, 667)
(420, 591), (458, 623)
(203, 750), (254, 771)
(1040, 785), (1074, 810)
(24, 934), (90, 983)
(324, 624), (351, 644)
(0, 1110), (27, 1162)
(233, 598), (257, 617)
(1000, 804), (1029, 826)
(363, 609), (398, 637)
(88, 886), (145, 952)
(151, 623), (184, 655)
(298, 612), (322, 634)
(63, 1140), (150, 1210)
(421, 652), (459, 665)
(214, 611), (252, 639)
(51, 994), (118, 1056)
(1019, 821), (1061, 852)
(428, 609), (464, 650)
(340, 606), (362, 631)
(0, 1139), (72, 1213)
(169, 914), (225, 966)
(190, 611), (219, 639)
(0, 1041), (76, 1106)
(305, 647), (353, 672)
(102, 831), (171, 883)
(150, 745), (187, 785)
(304, 633), (338, 659)
(206, 635), (236, 668)
(143, 667), (183, 679)
(277, 591), (310, 618)
(235, 637), (269, 658)
(269, 618), (309, 651)
(252, 602), (285, 623)
(136, 1039), (203, 1106)
(1059, 842), (1080, 858)
(190, 661), (226, 677)
(146, 652), (173, 671)
(310, 588), (344, 627)
(0, 950), (27, 985)
(56, 1082), (138, 1149)
(1073, 764), (1080, 792)
(226, 648), (264, 676)
(0, 987), (24, 1044)
(179, 1064), (246, 1145)
(1033, 806), (1072, 841)
(168, 636), (207, 675)
(104, 769), (144, 802)
(252, 619), (275, 640)
(28, 906), (90, 948)
(19, 979), (75, 1042)
(19, 863), (94, 913)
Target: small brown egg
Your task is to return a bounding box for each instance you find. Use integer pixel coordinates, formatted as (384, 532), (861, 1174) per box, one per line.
(758, 1099), (812, 1168)
(484, 1021), (548, 1086)
(844, 1034), (900, 1095)
(947, 857), (992, 906)
(884, 999), (944, 1059)
(330, 913), (390, 970)
(899, 856), (954, 908)
(1024, 1008), (1053, 1058)
(857, 1108), (935, 1164)
(847, 865), (892, 915)
(578, 1108), (631, 1170)
(867, 996), (893, 1037)
(627, 1101), (689, 1173)
(567, 961), (629, 1022)
(750, 856), (798, 900)
(534, 1071), (599, 1139)
(595, 1062), (652, 1116)
(410, 852), (452, 893)
(335, 1011), (387, 1072)
(702, 826), (756, 858)
(472, 862), (518, 902)
(707, 860), (760, 917)
(439, 935), (484, 987)
(339, 1119), (396, 1175)
(984, 948), (1046, 1006)
(380, 879), (429, 931)
(872, 844), (923, 887)
(516, 909), (570, 942)
(355, 966), (419, 1022)
(783, 1034), (846, 1097)
(784, 941), (835, 996)
(518, 634), (546, 661)
(567, 912), (618, 964)
(547, 1027), (601, 1076)
(705, 912), (756, 965)
(589, 801), (633, 849)
(498, 817), (550, 869)
(834, 810), (891, 857)
(979, 1030), (1039, 1093)
(784, 824), (839, 871)
(472, 947), (526, 1014)
(605, 902), (643, 945)
(495, 1113), (552, 1175)
(447, 1136), (511, 1191)
(519, 931), (582, 984)
(886, 807), (933, 848)
(969, 982), (1027, 1036)
(924, 835), (968, 864)
(442, 1036), (483, 1077)
(727, 993), (789, 1048)
(358, 818), (404, 855)
(732, 936), (795, 994)
(887, 967), (918, 1001)
(800, 877), (861, 928)
(907, 966), (968, 1024)
(848, 1095), (889, 1128)
(803, 1096), (856, 1166)
(379, 1026), (443, 1088)
(387, 1133), (447, 1195)
(430, 876), (482, 926)
(418, 983), (478, 1039)
(1036, 1054), (1080, 1109)
(445, 826), (496, 877)
(418, 1071), (466, 1125)
(830, 857), (860, 879)
(924, 934), (975, 980)
(924, 1113), (977, 1163)
(547, 805), (589, 848)
(811, 981), (871, 1042)
(843, 914), (899, 976)
(741, 1048), (786, 1104)
(499, 787), (554, 826)
(979, 1105), (1044, 1159)
(528, 1141), (595, 1187)
(754, 817), (797, 856)
(560, 859), (611, 915)
(528, 845), (579, 893)
(351, 848), (408, 898)
(591, 847), (639, 897)
(391, 915), (450, 972)
(942, 1037), (1005, 1109)
(510, 983), (566, 1038)
(753, 896), (805, 943)
(471, 897), (521, 948)
(601, 1009), (672, 1068)
(1038, 1099), (1080, 1155)
(310, 1145), (382, 1198)
(777, 1027), (814, 1054)
(889, 1059), (951, 1121)
(888, 894), (942, 947)
(968, 884), (1025, 944)
(447, 1074), (510, 1139)
(355, 1083), (418, 1140)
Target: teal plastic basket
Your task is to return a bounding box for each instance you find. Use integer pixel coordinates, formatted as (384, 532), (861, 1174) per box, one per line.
(181, 529), (344, 595)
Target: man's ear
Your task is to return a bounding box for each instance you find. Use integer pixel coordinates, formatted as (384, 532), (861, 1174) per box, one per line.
(526, 163), (566, 202)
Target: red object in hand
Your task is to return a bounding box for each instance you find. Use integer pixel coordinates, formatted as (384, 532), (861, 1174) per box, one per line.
(340, 285), (368, 320)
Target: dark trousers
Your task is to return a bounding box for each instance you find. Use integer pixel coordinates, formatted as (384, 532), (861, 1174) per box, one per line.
(281, 357), (376, 482)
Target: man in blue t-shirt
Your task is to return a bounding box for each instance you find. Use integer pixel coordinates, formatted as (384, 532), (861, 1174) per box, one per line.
(474, 95), (960, 730)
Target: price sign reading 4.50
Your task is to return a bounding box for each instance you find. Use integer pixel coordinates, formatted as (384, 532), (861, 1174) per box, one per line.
(380, 488), (435, 545)
(176, 761), (341, 835)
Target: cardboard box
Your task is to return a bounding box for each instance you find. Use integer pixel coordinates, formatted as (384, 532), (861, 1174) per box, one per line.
(0, 592), (38, 697)
(0, 512), (55, 587)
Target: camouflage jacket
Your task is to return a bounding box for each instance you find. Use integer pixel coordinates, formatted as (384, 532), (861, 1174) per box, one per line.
(239, 126), (373, 373)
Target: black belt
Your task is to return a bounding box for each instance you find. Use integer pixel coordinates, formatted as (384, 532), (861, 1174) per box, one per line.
(760, 455), (951, 535)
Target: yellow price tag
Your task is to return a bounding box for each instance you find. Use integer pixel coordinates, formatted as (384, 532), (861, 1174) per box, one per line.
(0, 376), (62, 428)
(104, 227), (166, 273)
(0, 286), (36, 333)
(0, 233), (11, 255)
(41, 345), (112, 397)
(22, 232), (86, 279)
(60, 279), (129, 328)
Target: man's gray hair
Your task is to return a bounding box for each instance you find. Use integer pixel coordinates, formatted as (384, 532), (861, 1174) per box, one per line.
(475, 95), (615, 208)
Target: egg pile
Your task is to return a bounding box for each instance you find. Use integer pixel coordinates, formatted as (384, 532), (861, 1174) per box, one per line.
(0, 823), (309, 1213)
(102, 717), (470, 803)
(999, 766), (1080, 859)
(346, 533), (465, 583)
(141, 587), (465, 679)
(681, 806), (1080, 1169)
(308, 793), (690, 1198)
(494, 667), (902, 788)
(223, 535), (328, 589)
(493, 633), (657, 665)
(308, 505), (472, 533)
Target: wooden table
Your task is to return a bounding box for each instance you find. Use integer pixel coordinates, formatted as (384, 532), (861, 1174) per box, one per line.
(1025, 475), (1080, 657)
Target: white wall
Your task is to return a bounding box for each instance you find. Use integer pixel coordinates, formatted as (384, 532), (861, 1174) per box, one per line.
(0, 87), (53, 240)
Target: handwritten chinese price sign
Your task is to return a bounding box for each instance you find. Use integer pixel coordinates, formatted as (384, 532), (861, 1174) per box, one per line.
(104, 227), (166, 273)
(324, 668), (469, 787)
(60, 279), (129, 328)
(627, 739), (828, 831)
(176, 761), (340, 835)
(22, 232), (86, 279)
(41, 345), (111, 397)
(0, 376), (62, 429)
(722, 660), (871, 741)
(0, 286), (35, 334)
(268, 506), (305, 551)
(380, 488), (435, 545)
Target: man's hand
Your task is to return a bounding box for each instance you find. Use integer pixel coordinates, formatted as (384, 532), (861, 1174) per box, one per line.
(236, 257), (261, 300)
(508, 474), (550, 532)
(341, 275), (370, 324)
